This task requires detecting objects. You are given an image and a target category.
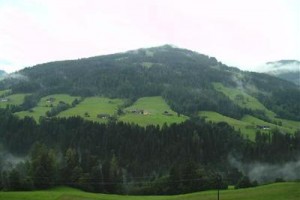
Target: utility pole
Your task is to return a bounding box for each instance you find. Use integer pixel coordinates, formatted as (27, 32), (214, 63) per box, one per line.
(217, 174), (221, 200)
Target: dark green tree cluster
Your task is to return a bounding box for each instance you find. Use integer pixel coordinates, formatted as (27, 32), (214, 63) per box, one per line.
(46, 101), (71, 117)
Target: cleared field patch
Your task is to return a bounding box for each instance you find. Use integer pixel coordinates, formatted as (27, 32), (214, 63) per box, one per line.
(0, 182), (299, 200)
(120, 96), (188, 126)
(274, 118), (299, 133)
(58, 97), (124, 122)
(199, 111), (257, 140)
(0, 93), (29, 108)
(200, 111), (297, 140)
(16, 94), (79, 121)
(0, 89), (11, 97)
(241, 115), (296, 134)
(213, 82), (276, 118)
(212, 82), (300, 134)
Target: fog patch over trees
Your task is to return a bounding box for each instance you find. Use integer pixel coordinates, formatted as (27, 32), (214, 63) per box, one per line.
(229, 155), (300, 183)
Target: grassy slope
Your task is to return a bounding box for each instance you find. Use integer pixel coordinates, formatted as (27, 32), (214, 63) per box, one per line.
(212, 83), (299, 133)
(16, 94), (79, 121)
(0, 93), (29, 108)
(0, 182), (299, 200)
(119, 96), (188, 126)
(278, 118), (299, 132)
(0, 89), (10, 97)
(199, 111), (299, 140)
(58, 97), (124, 123)
(213, 82), (276, 118)
(241, 115), (296, 133)
(11, 95), (188, 126)
(199, 111), (256, 140)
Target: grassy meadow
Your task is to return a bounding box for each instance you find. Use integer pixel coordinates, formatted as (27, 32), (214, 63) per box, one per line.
(2, 89), (296, 130)
(213, 82), (276, 118)
(0, 182), (299, 200)
(212, 82), (299, 135)
(199, 111), (257, 140)
(16, 94), (79, 121)
(199, 111), (299, 140)
(0, 93), (29, 108)
(119, 96), (188, 126)
(0, 89), (11, 97)
(58, 97), (124, 123)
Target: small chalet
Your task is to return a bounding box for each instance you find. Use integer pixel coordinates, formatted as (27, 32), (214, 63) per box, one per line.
(0, 98), (9, 102)
(256, 125), (270, 130)
(46, 97), (56, 103)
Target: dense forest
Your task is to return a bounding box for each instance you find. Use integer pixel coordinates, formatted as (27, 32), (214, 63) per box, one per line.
(0, 108), (299, 194)
(1, 45), (299, 120)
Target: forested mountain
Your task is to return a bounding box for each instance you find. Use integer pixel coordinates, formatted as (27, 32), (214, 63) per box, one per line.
(260, 60), (300, 86)
(0, 45), (299, 120)
(0, 45), (299, 194)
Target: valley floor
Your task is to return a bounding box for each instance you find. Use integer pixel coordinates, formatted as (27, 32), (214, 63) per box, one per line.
(0, 182), (299, 200)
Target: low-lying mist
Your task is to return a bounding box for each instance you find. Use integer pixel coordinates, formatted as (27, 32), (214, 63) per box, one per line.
(229, 155), (300, 183)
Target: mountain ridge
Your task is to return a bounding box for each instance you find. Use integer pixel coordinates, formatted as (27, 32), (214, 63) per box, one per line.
(0, 69), (6, 76)
(0, 45), (299, 121)
(259, 60), (300, 85)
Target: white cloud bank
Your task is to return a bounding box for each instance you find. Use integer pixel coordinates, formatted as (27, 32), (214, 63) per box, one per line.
(0, 0), (299, 72)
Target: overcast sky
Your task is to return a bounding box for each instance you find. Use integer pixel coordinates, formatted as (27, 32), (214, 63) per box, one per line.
(0, 0), (299, 73)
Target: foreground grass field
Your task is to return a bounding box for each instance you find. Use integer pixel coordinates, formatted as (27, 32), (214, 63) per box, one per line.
(0, 182), (299, 200)
(120, 96), (188, 126)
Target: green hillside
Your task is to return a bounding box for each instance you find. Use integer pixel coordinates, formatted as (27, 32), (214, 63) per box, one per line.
(12, 95), (188, 126)
(213, 82), (276, 118)
(0, 93), (29, 108)
(120, 96), (188, 126)
(2, 46), (298, 121)
(58, 97), (124, 123)
(199, 111), (299, 140)
(241, 115), (297, 133)
(0, 89), (10, 96)
(0, 182), (299, 200)
(199, 111), (257, 139)
(16, 94), (79, 121)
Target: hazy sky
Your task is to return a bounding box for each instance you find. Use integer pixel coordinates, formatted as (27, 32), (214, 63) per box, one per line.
(0, 0), (299, 73)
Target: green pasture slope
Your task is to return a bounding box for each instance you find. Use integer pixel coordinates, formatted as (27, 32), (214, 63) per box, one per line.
(119, 96), (188, 126)
(241, 115), (298, 133)
(199, 111), (257, 140)
(212, 83), (299, 133)
(213, 82), (276, 118)
(10, 94), (188, 126)
(16, 94), (79, 121)
(0, 89), (11, 97)
(0, 93), (29, 108)
(199, 111), (299, 140)
(58, 97), (124, 123)
(0, 182), (299, 200)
